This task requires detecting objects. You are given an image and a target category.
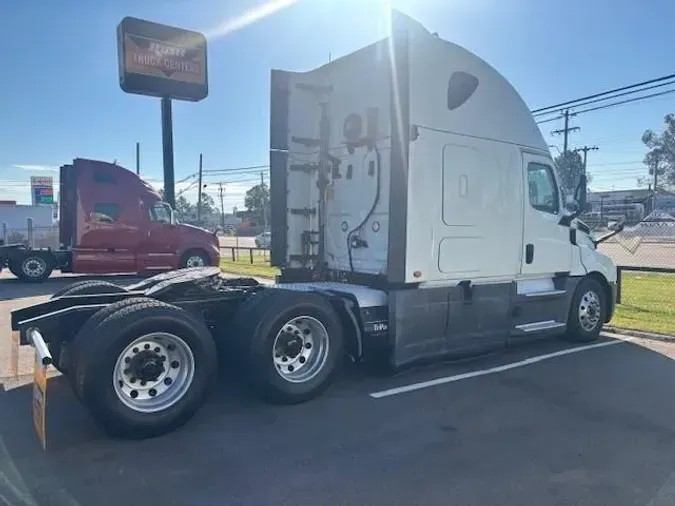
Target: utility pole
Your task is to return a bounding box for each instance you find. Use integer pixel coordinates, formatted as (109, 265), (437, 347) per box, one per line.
(135, 142), (140, 175)
(551, 109), (580, 153)
(260, 171), (267, 232)
(218, 182), (225, 229)
(197, 154), (203, 224)
(574, 145), (599, 171)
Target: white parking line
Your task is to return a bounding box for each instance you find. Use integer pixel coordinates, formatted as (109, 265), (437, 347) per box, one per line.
(370, 338), (631, 399)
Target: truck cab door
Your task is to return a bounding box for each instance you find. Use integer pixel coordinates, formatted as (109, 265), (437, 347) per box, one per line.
(137, 202), (180, 272)
(519, 152), (572, 278)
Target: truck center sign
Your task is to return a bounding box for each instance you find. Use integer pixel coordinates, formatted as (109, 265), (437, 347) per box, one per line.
(117, 17), (208, 102)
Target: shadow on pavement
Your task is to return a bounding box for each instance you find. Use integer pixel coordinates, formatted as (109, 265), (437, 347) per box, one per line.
(0, 275), (144, 301)
(3, 338), (675, 506)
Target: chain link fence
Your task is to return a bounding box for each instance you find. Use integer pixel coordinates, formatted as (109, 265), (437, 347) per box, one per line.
(1, 224), (59, 249)
(582, 210), (675, 333)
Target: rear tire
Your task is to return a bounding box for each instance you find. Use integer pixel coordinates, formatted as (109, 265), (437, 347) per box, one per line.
(230, 289), (344, 404)
(70, 298), (217, 438)
(12, 252), (53, 282)
(49, 281), (128, 374)
(564, 277), (606, 343)
(52, 279), (126, 299)
(180, 249), (210, 269)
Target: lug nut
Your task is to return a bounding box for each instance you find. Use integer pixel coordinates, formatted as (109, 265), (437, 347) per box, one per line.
(149, 389), (157, 397)
(124, 357), (131, 364)
(154, 347), (161, 353)
(288, 365), (294, 372)
(171, 361), (179, 369)
(123, 368), (130, 375)
(299, 356), (306, 364)
(164, 377), (172, 386)
(160, 355), (166, 362)
(132, 347), (139, 354)
(144, 344), (150, 350)
(303, 329), (310, 335)
(305, 342), (312, 349)
(130, 377), (137, 383)
(140, 380), (147, 386)
(130, 390), (138, 399)
(282, 357), (288, 362)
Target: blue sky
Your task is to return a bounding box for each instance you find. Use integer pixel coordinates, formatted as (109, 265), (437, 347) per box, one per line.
(2, 0), (675, 207)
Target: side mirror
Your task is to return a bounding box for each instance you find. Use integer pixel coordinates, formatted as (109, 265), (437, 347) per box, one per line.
(564, 195), (578, 213)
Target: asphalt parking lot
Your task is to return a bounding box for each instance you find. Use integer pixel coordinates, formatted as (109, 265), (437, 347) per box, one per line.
(3, 276), (675, 506)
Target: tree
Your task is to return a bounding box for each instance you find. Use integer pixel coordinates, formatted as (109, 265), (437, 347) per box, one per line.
(174, 195), (194, 221)
(553, 150), (591, 199)
(639, 114), (675, 192)
(198, 192), (217, 218)
(244, 183), (269, 221)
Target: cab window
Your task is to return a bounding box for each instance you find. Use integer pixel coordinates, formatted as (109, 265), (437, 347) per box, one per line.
(92, 203), (119, 223)
(527, 163), (559, 214)
(148, 203), (172, 223)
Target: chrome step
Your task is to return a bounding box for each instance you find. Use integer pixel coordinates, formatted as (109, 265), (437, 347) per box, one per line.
(515, 320), (566, 333)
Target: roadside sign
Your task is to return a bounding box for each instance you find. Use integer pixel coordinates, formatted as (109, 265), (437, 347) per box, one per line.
(117, 17), (208, 102)
(30, 176), (54, 206)
(32, 352), (48, 450)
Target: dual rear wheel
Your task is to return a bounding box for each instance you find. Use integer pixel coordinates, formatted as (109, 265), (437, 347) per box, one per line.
(58, 283), (342, 438)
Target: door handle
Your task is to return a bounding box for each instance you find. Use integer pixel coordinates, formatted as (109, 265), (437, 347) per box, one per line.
(525, 244), (534, 264)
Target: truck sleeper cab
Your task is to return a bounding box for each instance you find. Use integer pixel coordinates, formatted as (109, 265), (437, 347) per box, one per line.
(0, 158), (220, 281)
(269, 11), (617, 367)
(11, 11), (617, 441)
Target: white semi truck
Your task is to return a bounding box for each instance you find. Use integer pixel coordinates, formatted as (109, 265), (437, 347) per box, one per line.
(12, 11), (617, 439)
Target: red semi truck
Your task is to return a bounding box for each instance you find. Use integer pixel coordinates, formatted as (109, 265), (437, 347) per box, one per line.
(0, 158), (220, 281)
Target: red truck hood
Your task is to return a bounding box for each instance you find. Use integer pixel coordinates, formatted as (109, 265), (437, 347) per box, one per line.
(178, 223), (217, 242)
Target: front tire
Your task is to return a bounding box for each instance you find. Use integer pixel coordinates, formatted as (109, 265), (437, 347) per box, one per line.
(230, 290), (344, 404)
(180, 249), (210, 269)
(565, 278), (606, 343)
(70, 298), (217, 438)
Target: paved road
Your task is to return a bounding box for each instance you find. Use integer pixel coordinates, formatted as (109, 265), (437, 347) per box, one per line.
(3, 279), (675, 505)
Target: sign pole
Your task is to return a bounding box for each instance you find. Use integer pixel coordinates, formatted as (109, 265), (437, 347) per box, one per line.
(161, 96), (175, 209)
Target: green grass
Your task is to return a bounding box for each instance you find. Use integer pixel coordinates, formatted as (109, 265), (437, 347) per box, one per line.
(220, 252), (279, 279)
(612, 272), (675, 335)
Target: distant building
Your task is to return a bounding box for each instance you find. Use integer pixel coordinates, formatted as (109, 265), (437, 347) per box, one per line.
(586, 188), (675, 224)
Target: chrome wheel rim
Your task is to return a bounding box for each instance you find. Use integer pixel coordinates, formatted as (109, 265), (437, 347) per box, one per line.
(186, 255), (205, 268)
(578, 290), (601, 332)
(22, 257), (46, 278)
(113, 332), (195, 413)
(272, 316), (329, 383)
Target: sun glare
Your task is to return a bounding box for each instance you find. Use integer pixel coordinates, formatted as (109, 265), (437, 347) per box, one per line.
(206, 0), (300, 39)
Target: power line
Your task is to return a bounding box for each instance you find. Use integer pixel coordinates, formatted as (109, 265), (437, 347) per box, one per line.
(533, 79), (675, 117)
(532, 72), (675, 113)
(573, 88), (675, 115)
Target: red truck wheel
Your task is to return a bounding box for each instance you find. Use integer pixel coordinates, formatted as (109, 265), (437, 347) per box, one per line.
(180, 249), (210, 268)
(11, 252), (53, 282)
